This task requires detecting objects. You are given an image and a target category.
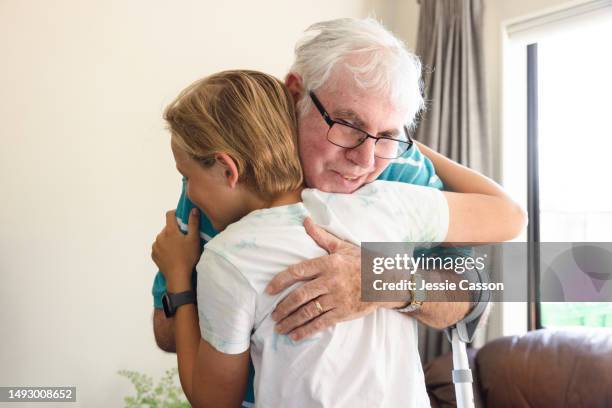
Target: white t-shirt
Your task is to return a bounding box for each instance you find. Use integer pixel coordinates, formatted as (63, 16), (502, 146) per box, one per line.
(196, 180), (449, 408)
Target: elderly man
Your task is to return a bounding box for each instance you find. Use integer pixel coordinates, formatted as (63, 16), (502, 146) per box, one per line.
(153, 18), (486, 406)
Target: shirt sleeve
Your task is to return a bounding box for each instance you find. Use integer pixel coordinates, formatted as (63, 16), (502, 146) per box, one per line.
(196, 248), (256, 355)
(152, 178), (216, 308)
(377, 143), (443, 189)
(377, 144), (468, 257)
(387, 183), (449, 243)
(304, 182), (448, 245)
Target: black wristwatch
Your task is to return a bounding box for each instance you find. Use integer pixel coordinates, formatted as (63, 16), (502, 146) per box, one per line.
(162, 290), (196, 318)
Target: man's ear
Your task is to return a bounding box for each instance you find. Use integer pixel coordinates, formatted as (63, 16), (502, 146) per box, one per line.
(285, 73), (304, 107)
(214, 153), (239, 188)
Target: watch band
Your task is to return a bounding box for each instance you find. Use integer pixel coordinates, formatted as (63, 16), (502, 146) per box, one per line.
(162, 290), (196, 318)
(395, 272), (425, 313)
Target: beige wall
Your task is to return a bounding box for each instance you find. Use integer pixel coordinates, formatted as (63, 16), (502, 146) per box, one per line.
(0, 1), (384, 406)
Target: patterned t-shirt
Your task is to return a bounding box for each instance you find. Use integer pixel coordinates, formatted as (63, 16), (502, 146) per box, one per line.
(151, 144), (445, 407)
(197, 181), (448, 407)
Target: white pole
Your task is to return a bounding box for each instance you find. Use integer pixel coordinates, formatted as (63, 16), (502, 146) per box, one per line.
(451, 328), (475, 408)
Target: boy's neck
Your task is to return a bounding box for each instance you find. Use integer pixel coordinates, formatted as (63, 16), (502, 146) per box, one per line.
(268, 187), (304, 208)
(239, 187), (304, 218)
(216, 186), (304, 232)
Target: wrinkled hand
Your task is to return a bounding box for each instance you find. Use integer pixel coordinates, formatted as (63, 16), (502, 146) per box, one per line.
(265, 217), (379, 341)
(151, 208), (200, 289)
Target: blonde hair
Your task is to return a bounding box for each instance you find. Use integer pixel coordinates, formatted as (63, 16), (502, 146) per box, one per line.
(165, 70), (303, 200)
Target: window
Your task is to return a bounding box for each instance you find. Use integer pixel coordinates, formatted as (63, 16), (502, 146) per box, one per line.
(536, 19), (612, 328)
(503, 2), (612, 331)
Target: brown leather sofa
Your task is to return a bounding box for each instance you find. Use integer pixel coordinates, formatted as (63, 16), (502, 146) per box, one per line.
(424, 328), (612, 407)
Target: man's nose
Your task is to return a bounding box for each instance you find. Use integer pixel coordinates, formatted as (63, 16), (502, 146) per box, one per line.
(345, 138), (376, 168)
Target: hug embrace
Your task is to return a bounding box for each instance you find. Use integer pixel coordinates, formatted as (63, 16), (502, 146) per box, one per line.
(150, 18), (526, 408)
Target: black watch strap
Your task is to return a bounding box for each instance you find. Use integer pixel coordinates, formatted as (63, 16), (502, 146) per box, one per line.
(162, 290), (196, 318)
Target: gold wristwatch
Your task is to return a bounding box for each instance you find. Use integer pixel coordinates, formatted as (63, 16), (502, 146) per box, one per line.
(395, 272), (425, 313)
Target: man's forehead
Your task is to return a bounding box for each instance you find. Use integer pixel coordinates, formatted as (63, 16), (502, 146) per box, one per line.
(324, 91), (406, 134)
(315, 69), (407, 128)
(331, 108), (365, 125)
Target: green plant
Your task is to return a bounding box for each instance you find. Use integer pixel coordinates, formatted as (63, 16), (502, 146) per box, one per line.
(118, 368), (190, 408)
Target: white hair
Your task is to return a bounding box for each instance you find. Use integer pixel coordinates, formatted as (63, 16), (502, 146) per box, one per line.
(289, 18), (425, 128)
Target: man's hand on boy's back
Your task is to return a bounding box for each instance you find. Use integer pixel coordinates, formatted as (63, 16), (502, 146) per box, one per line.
(266, 217), (471, 339)
(266, 218), (368, 340)
(266, 217), (383, 340)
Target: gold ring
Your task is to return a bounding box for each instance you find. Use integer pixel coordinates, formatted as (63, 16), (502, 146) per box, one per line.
(314, 300), (323, 313)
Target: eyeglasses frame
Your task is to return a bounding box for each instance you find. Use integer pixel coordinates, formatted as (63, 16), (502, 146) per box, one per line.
(308, 91), (414, 159)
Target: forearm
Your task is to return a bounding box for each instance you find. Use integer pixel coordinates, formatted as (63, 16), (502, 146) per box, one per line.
(383, 268), (471, 329)
(417, 141), (507, 197)
(379, 264), (472, 329)
(408, 268), (471, 329)
(413, 301), (470, 329)
(174, 304), (200, 402)
(168, 277), (200, 403)
(418, 141), (526, 241)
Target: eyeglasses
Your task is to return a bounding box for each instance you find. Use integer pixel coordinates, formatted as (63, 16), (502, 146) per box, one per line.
(309, 91), (413, 159)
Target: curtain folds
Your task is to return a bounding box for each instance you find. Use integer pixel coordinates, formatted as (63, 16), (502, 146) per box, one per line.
(415, 0), (491, 175)
(415, 0), (491, 365)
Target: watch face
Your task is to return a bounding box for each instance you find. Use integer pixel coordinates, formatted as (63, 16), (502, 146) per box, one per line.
(162, 293), (173, 318)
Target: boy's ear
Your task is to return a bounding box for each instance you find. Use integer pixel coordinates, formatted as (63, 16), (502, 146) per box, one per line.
(214, 153), (239, 188)
(284, 73), (304, 106)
